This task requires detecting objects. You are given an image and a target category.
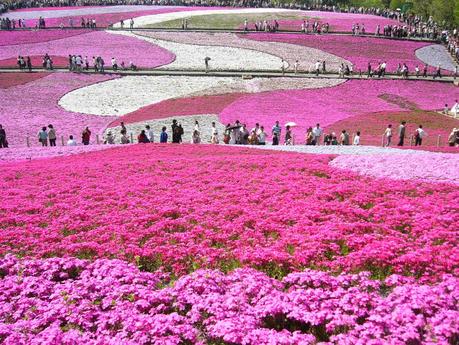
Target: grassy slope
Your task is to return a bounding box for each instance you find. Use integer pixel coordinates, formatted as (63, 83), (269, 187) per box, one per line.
(145, 12), (309, 29)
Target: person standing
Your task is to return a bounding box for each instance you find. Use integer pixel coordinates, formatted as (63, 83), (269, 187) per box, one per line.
(67, 135), (77, 146)
(137, 130), (149, 143)
(353, 131), (361, 145)
(160, 126), (168, 143)
(191, 130), (201, 144)
(315, 60), (321, 76)
(272, 121), (281, 139)
(48, 124), (56, 147)
(0, 124), (7, 148)
(204, 57), (211, 73)
(415, 125), (426, 146)
(26, 56), (32, 72)
(340, 130), (350, 145)
(82, 127), (91, 145)
(384, 124), (393, 147)
(130, 18), (134, 29)
(397, 121), (406, 146)
(285, 125), (292, 145)
(294, 60), (299, 74)
(38, 127), (48, 147)
(172, 120), (181, 143)
(145, 125), (154, 143)
(258, 126), (266, 145)
(210, 122), (219, 144)
(312, 123), (323, 145)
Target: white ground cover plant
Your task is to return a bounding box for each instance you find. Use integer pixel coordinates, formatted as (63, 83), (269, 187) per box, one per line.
(135, 31), (351, 72)
(110, 30), (284, 71)
(59, 75), (344, 116)
(415, 44), (458, 72)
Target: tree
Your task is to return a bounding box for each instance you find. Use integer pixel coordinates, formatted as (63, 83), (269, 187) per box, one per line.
(412, 0), (431, 20)
(389, 0), (403, 10)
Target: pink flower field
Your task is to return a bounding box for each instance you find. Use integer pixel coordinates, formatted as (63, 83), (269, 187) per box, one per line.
(0, 255), (458, 344)
(279, 11), (400, 32)
(0, 72), (116, 146)
(245, 33), (435, 72)
(219, 79), (459, 136)
(0, 30), (175, 68)
(1, 7), (459, 343)
(1, 145), (458, 281)
(0, 29), (85, 46)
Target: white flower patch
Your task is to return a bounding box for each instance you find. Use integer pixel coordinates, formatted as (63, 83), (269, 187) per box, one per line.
(112, 8), (295, 28)
(106, 114), (226, 144)
(59, 76), (238, 116)
(59, 75), (344, 116)
(137, 31), (351, 72)
(110, 31), (283, 71)
(415, 44), (458, 72)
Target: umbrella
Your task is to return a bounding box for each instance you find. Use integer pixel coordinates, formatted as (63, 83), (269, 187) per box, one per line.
(285, 122), (297, 127)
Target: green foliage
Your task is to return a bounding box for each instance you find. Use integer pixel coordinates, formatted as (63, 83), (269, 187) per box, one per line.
(431, 0), (455, 27)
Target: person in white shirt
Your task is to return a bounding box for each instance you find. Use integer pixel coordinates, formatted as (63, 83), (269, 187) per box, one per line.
(451, 100), (459, 118)
(294, 60), (299, 74)
(315, 60), (321, 76)
(415, 125), (426, 146)
(145, 125), (154, 143)
(384, 124), (393, 147)
(258, 126), (266, 145)
(353, 131), (361, 145)
(67, 135), (77, 146)
(111, 58), (118, 71)
(210, 122), (219, 144)
(312, 123), (322, 145)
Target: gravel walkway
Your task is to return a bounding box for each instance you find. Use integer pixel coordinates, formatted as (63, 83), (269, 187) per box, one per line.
(241, 144), (432, 155)
(415, 44), (457, 72)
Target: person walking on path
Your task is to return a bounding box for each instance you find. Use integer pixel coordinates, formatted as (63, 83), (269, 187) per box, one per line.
(272, 121), (281, 140)
(48, 124), (56, 147)
(160, 126), (168, 143)
(38, 126), (48, 147)
(145, 125), (154, 143)
(26, 56), (32, 72)
(67, 135), (77, 146)
(137, 130), (149, 143)
(384, 124), (393, 147)
(204, 57), (211, 73)
(210, 122), (219, 144)
(353, 131), (361, 145)
(312, 123), (323, 145)
(415, 125), (426, 146)
(82, 127), (91, 145)
(397, 121), (406, 146)
(0, 124), (8, 148)
(340, 130), (350, 145)
(284, 125), (292, 145)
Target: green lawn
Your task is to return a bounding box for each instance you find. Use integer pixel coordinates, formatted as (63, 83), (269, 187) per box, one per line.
(145, 12), (306, 29)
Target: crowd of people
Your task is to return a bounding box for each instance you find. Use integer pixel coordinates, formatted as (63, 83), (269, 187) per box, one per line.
(1, 119), (458, 149)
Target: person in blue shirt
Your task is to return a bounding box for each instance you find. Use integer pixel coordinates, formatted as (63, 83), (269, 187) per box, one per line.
(160, 126), (168, 143)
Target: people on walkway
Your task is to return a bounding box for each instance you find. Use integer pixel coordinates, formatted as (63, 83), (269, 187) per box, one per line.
(192, 129), (201, 144)
(398, 121), (406, 146)
(312, 124), (323, 145)
(340, 130), (350, 145)
(210, 122), (219, 144)
(384, 124), (393, 147)
(48, 124), (56, 146)
(146, 125), (154, 143)
(353, 131), (361, 145)
(67, 135), (77, 146)
(160, 126), (168, 143)
(448, 128), (458, 147)
(0, 124), (8, 148)
(414, 125), (426, 146)
(82, 127), (91, 145)
(285, 125), (292, 145)
(138, 130), (150, 143)
(105, 131), (115, 144)
(38, 126), (48, 146)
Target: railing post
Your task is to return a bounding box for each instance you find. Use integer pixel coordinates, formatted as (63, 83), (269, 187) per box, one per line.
(381, 134), (385, 147)
(410, 135), (414, 146)
(96, 134), (100, 145)
(437, 135), (441, 147)
(61, 135), (64, 146)
(130, 132), (134, 143)
(26, 136), (30, 148)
